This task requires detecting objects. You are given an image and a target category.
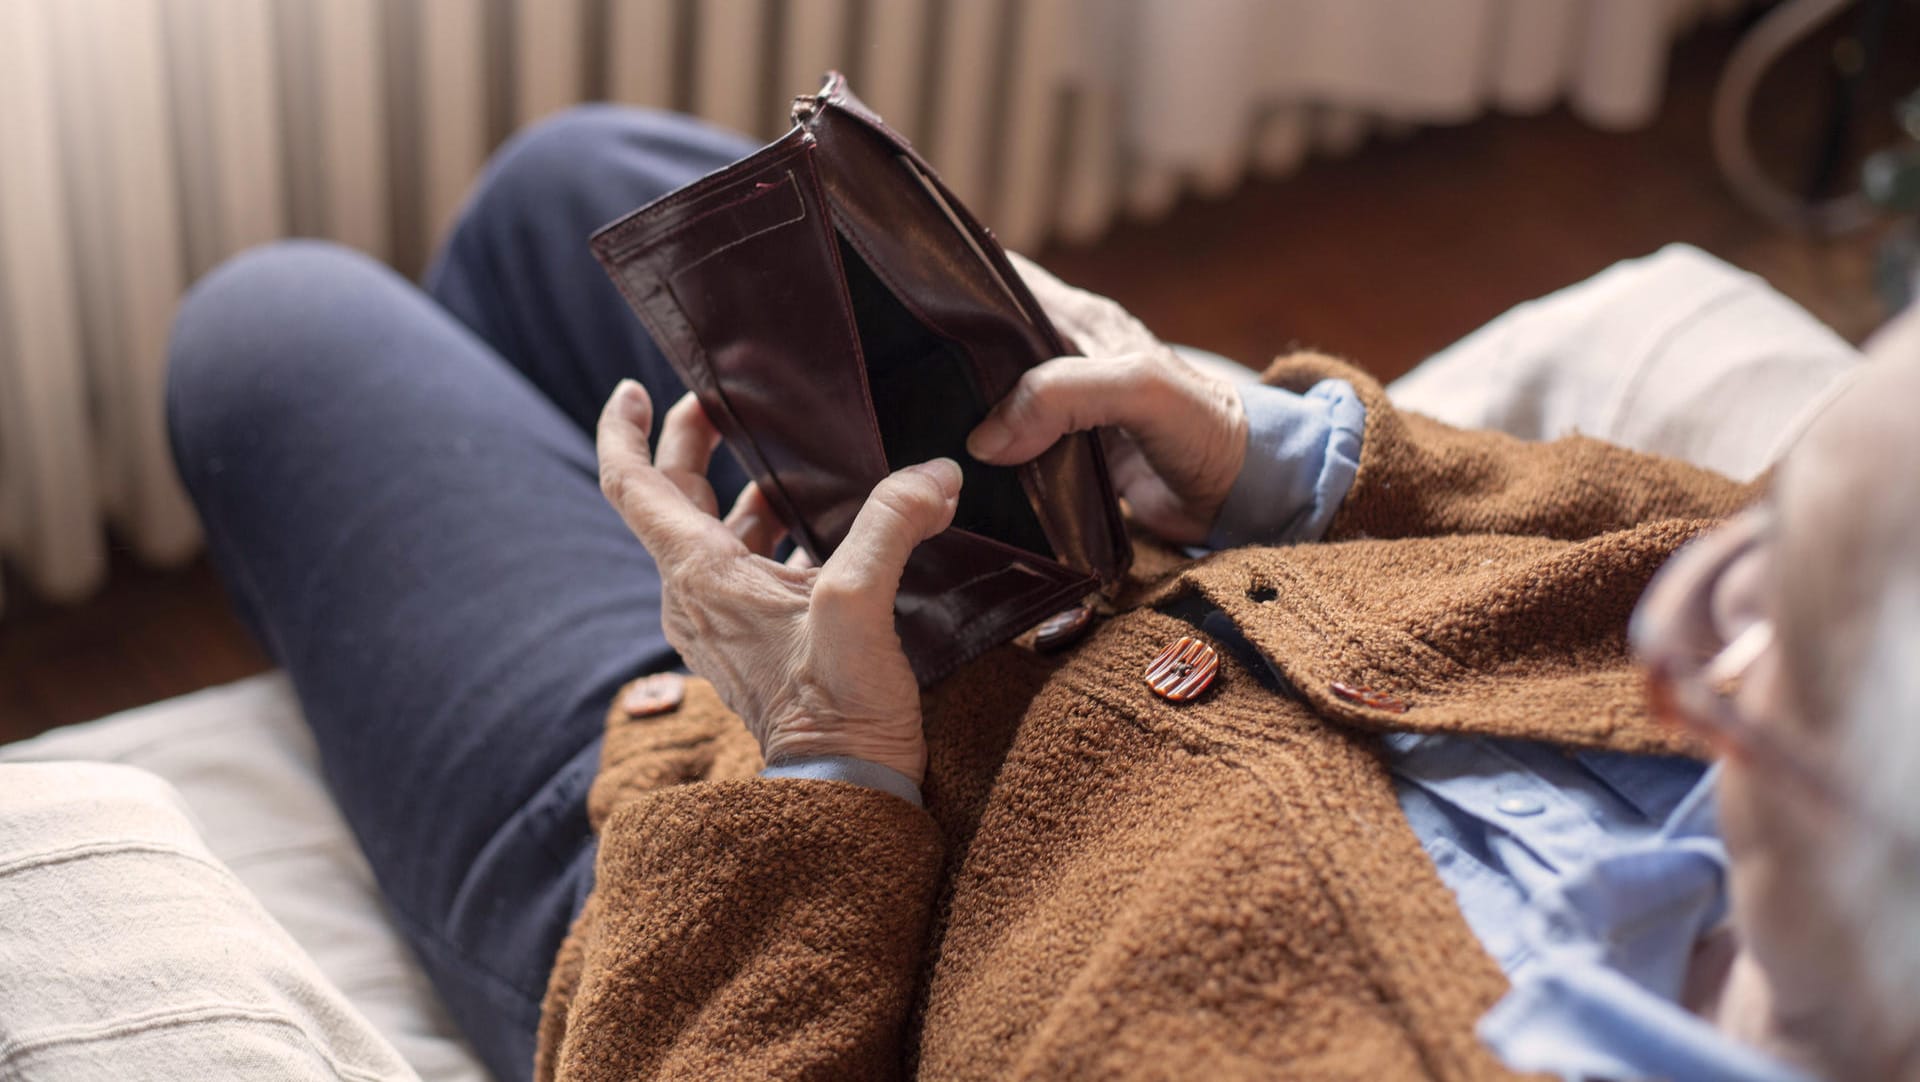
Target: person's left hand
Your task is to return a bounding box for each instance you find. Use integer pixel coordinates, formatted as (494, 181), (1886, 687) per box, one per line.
(979, 255), (1249, 544)
(596, 380), (959, 785)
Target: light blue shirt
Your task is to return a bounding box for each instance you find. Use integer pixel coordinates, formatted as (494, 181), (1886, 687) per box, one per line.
(1205, 379), (1366, 548)
(766, 378), (1808, 1079)
(1477, 765), (1817, 1082)
(1385, 732), (1706, 980)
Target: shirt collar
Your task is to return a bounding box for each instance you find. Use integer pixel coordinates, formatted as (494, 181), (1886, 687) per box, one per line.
(1477, 765), (1818, 1082)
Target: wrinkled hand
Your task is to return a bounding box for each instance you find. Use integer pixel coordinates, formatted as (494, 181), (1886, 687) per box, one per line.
(597, 380), (959, 784)
(974, 255), (1248, 544)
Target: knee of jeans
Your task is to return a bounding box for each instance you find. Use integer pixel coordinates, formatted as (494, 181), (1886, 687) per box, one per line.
(486, 104), (661, 196)
(460, 105), (742, 238)
(499, 102), (638, 168)
(167, 240), (396, 475)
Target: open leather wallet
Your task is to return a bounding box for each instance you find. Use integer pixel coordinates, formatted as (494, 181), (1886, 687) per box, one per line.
(591, 73), (1131, 685)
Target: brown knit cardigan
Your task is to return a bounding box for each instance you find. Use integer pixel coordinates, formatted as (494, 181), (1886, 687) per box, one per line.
(535, 355), (1755, 1081)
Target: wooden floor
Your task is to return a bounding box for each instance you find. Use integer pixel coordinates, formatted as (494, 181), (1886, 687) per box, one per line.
(2, 20), (1911, 745)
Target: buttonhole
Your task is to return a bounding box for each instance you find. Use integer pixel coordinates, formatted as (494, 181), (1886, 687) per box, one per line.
(1247, 583), (1278, 603)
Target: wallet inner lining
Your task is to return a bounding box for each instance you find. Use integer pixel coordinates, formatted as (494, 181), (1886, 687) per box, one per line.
(837, 233), (1053, 560)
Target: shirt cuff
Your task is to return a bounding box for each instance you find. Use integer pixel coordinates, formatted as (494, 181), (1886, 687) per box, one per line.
(760, 756), (924, 807)
(1205, 378), (1366, 548)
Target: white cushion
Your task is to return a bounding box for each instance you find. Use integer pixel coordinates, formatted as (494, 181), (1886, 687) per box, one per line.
(1388, 243), (1862, 479)
(0, 676), (487, 1082)
(0, 761), (421, 1080)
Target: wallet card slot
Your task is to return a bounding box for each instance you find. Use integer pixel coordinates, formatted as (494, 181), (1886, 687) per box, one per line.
(594, 135), (812, 261)
(665, 169), (808, 278)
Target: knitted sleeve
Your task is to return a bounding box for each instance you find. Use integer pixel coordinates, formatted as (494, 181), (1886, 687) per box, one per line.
(1258, 353), (1760, 541)
(537, 678), (946, 1082)
(538, 780), (943, 1082)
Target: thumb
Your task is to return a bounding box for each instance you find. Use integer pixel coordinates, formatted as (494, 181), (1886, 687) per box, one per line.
(813, 459), (962, 620)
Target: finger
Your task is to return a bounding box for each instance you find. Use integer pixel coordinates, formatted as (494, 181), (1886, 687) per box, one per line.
(785, 547), (817, 571)
(655, 393), (722, 476)
(1119, 476), (1205, 545)
(1005, 253), (1156, 360)
(723, 481), (787, 558)
(596, 380), (734, 565)
(1005, 251), (1072, 299)
(1105, 437), (1156, 495)
(1006, 254), (1096, 347)
(656, 393), (721, 494)
(665, 471), (720, 517)
(656, 395), (721, 513)
(813, 459), (962, 620)
(966, 353), (1164, 465)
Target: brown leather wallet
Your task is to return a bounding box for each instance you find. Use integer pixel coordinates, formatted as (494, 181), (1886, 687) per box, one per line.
(590, 73), (1130, 684)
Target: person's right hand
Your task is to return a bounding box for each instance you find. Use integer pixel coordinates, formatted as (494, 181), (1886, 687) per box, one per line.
(597, 381), (959, 785)
(970, 256), (1248, 544)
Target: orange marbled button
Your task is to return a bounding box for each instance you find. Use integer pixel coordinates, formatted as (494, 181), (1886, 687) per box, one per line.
(1145, 636), (1219, 702)
(621, 672), (687, 718)
(1033, 605), (1095, 653)
(1329, 681), (1409, 714)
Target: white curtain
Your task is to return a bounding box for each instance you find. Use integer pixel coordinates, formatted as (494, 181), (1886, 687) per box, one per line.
(1057, 0), (1746, 222)
(0, 0), (1740, 610)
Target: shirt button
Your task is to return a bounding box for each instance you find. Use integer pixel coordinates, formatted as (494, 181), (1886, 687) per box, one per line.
(1146, 636), (1219, 701)
(1495, 794), (1545, 817)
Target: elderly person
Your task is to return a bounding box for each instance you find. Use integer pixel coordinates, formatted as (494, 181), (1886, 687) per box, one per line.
(165, 106), (1916, 1082)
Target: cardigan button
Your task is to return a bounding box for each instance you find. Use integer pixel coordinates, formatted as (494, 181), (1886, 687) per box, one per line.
(620, 672), (686, 718)
(1033, 604), (1095, 652)
(1146, 636), (1219, 701)
(1329, 681), (1409, 713)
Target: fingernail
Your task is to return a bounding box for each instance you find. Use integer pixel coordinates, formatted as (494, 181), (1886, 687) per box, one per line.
(909, 457), (963, 497)
(967, 419), (1011, 461)
(615, 380), (652, 420)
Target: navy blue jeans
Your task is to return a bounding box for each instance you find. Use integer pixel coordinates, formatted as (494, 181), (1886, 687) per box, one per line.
(167, 107), (758, 1082)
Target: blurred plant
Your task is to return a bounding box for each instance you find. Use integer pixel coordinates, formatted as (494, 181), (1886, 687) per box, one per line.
(1865, 89), (1920, 308)
(1714, 0), (1918, 311)
(1711, 0), (1906, 234)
